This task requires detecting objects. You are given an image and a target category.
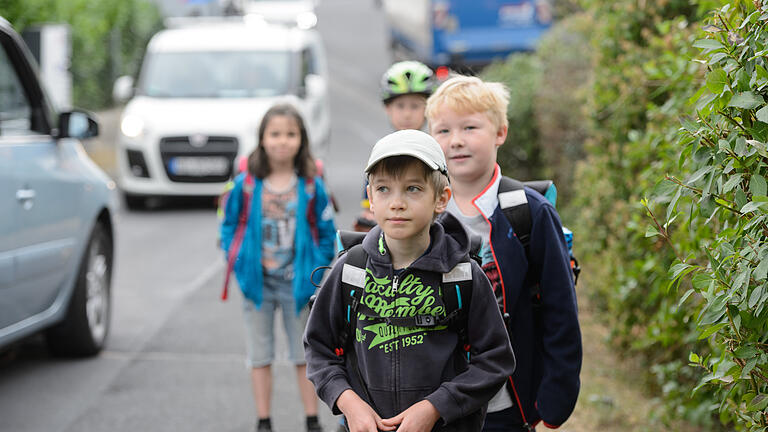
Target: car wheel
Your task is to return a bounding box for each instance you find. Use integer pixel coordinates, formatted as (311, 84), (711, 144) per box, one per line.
(123, 192), (146, 210)
(46, 223), (113, 357)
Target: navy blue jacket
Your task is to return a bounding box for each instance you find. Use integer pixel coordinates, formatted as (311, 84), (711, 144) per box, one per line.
(450, 166), (582, 428)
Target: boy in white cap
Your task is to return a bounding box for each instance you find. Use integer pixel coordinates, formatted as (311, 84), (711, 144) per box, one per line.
(304, 129), (515, 432)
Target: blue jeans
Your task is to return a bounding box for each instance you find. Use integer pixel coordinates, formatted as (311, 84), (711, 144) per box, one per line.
(242, 272), (309, 368)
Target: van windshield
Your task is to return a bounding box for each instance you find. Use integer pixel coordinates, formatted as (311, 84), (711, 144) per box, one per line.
(139, 51), (290, 98)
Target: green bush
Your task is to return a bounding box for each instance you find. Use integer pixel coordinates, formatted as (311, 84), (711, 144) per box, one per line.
(534, 12), (593, 207)
(1, 0), (162, 109)
(649, 2), (768, 429)
(481, 53), (545, 181)
(570, 0), (730, 427)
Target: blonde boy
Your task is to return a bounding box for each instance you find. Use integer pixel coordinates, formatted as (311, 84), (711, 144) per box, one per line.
(426, 76), (582, 431)
(305, 129), (514, 432)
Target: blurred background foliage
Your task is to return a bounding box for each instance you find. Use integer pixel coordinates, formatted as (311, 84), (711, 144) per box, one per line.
(1, 0), (162, 109)
(485, 0), (768, 429)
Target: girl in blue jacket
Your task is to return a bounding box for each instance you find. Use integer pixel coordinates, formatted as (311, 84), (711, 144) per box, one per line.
(220, 103), (336, 432)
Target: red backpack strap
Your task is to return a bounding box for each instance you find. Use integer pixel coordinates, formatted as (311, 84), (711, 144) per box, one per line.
(222, 174), (254, 300)
(306, 177), (319, 244)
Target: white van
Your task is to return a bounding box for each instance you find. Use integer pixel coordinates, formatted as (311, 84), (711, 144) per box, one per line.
(113, 19), (330, 208)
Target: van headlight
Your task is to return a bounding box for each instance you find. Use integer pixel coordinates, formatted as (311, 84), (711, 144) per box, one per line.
(120, 115), (144, 139)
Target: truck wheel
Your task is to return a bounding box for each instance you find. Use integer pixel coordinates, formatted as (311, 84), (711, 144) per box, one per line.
(46, 223), (113, 357)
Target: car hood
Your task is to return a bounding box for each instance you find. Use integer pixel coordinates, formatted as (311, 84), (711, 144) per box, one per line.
(122, 96), (290, 137)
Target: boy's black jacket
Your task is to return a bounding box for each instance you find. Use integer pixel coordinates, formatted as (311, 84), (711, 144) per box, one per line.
(304, 213), (515, 431)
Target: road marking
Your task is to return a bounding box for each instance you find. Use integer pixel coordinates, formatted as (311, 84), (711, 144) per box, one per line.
(183, 258), (225, 296)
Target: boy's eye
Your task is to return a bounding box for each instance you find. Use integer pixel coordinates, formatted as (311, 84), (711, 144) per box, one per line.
(436, 128), (449, 134)
(407, 185), (423, 193)
(376, 186), (389, 193)
(464, 125), (476, 131)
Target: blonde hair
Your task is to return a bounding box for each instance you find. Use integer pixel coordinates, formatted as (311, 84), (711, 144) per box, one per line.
(426, 75), (510, 130)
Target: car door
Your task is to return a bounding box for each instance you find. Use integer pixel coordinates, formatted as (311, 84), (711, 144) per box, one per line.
(0, 24), (81, 329)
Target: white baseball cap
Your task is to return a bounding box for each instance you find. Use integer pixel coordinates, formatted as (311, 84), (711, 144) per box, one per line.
(365, 129), (448, 176)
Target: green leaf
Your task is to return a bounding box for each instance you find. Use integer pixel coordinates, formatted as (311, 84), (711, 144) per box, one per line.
(734, 345), (760, 359)
(747, 394), (768, 412)
(699, 294), (728, 325)
(749, 285), (764, 308)
(692, 272), (713, 291)
(757, 105), (768, 123)
(723, 174), (743, 192)
(694, 39), (725, 50)
(741, 357), (758, 379)
(757, 63), (768, 80)
(678, 288), (696, 308)
(750, 174), (767, 196)
(736, 189), (749, 209)
(645, 226), (659, 238)
(740, 201), (766, 213)
(698, 322), (728, 339)
(707, 69), (729, 94)
(729, 91), (764, 109)
(680, 116), (700, 133)
(755, 259), (768, 281)
(689, 352), (700, 363)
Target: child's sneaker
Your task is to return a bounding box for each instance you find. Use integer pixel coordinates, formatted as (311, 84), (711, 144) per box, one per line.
(306, 415), (323, 432)
(255, 418), (272, 432)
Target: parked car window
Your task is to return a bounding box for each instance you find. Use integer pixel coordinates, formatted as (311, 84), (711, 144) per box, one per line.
(0, 42), (32, 136)
(138, 50), (290, 98)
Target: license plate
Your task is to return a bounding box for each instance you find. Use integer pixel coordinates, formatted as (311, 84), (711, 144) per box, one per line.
(168, 156), (229, 176)
(499, 3), (534, 27)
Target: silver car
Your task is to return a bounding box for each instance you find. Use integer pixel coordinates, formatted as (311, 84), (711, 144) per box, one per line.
(0, 16), (118, 356)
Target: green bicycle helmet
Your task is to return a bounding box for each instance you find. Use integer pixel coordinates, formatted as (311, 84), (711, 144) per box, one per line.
(380, 61), (436, 103)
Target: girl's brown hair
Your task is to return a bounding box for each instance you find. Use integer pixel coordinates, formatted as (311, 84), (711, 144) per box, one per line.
(248, 103), (316, 179)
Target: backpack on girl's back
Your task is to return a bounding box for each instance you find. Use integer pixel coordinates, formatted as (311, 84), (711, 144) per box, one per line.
(219, 103), (336, 432)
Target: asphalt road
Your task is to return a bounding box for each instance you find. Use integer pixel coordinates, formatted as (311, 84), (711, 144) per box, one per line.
(0, 1), (393, 431)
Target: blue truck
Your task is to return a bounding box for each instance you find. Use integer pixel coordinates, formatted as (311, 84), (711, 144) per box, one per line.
(383, 0), (553, 69)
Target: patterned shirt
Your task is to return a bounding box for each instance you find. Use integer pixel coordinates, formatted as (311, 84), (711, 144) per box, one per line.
(261, 177), (297, 277)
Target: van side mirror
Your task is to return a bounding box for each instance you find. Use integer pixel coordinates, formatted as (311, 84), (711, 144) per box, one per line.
(58, 110), (99, 139)
(113, 75), (135, 103)
(304, 74), (325, 99)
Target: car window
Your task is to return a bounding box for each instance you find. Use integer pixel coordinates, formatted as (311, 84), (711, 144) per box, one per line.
(139, 50), (291, 98)
(0, 42), (32, 136)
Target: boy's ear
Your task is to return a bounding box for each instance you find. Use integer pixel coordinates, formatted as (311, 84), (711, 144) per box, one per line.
(495, 124), (508, 147)
(434, 186), (451, 214)
(366, 184), (374, 212)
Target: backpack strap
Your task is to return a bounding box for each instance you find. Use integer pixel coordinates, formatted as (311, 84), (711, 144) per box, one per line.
(222, 174), (254, 301)
(338, 244), (367, 354)
(441, 262), (474, 360)
(305, 177), (319, 244)
(338, 244), (378, 411)
(498, 177), (533, 256)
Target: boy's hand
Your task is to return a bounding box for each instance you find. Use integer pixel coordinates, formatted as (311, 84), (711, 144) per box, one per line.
(337, 389), (395, 432)
(380, 400), (441, 432)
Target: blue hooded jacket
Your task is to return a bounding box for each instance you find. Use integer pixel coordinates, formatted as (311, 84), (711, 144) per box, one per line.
(220, 172), (336, 314)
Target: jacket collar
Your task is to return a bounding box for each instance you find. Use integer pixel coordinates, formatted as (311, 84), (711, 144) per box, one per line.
(468, 164), (502, 219)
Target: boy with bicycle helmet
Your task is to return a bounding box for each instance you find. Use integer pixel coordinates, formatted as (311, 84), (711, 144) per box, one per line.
(355, 61), (437, 231)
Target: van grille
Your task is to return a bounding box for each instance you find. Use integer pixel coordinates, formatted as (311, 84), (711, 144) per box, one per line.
(159, 136), (238, 183)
